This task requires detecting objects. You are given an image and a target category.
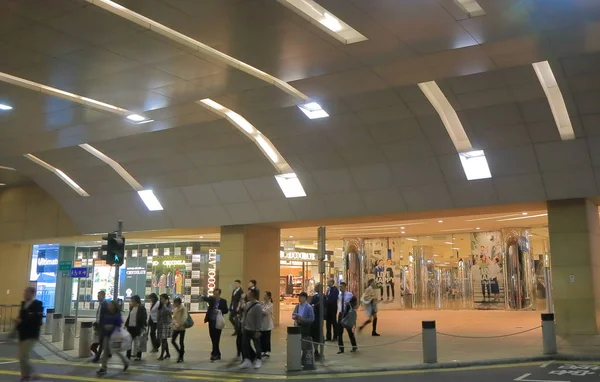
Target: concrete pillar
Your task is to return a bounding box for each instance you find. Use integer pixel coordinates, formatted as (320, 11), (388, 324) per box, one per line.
(548, 199), (600, 335)
(220, 225), (281, 325)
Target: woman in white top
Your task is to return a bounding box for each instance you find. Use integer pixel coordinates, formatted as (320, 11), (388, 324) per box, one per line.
(260, 291), (274, 357)
(147, 293), (160, 353)
(358, 279), (380, 336)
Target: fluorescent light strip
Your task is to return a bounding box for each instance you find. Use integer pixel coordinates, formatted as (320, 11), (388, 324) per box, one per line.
(79, 144), (143, 191)
(405, 238), (419, 242)
(276, 0), (367, 44)
(197, 99), (305, 198)
(0, 71), (151, 123)
(465, 214), (524, 222)
(137, 189), (164, 211)
(24, 154), (89, 197)
(0, 103), (12, 110)
(0, 165), (16, 171)
(532, 61), (575, 140)
(440, 228), (476, 232)
(453, 0), (486, 17)
(329, 222), (426, 232)
(496, 213), (548, 222)
(419, 81), (492, 180)
(87, 0), (309, 102)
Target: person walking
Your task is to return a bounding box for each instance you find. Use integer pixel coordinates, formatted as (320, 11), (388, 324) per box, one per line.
(147, 293), (160, 353)
(97, 301), (130, 375)
(92, 291), (109, 362)
(125, 295), (147, 361)
(240, 289), (263, 369)
(15, 286), (43, 382)
(171, 297), (187, 363)
(260, 291), (274, 358)
(325, 279), (339, 342)
(359, 279), (380, 336)
(156, 294), (172, 361)
(229, 280), (243, 336)
(201, 289), (229, 361)
(337, 282), (357, 354)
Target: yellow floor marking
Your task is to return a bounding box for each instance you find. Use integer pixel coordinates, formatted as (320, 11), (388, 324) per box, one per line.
(0, 369), (130, 382)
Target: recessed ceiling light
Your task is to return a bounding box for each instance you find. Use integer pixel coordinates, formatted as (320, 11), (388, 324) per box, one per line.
(126, 114), (147, 122)
(137, 190), (164, 211)
(275, 173), (307, 198)
(298, 101), (329, 119)
(0, 103), (13, 110)
(289, 236), (294, 238)
(522, 212), (528, 216)
(452, 247), (461, 250)
(24, 154), (89, 197)
(400, 231), (405, 234)
(406, 238), (418, 242)
(459, 150), (492, 180)
(276, 0), (367, 44)
(199, 236), (204, 239)
(438, 220), (444, 223)
(476, 227), (481, 230)
(444, 242), (453, 245)
(532, 61), (574, 141)
(400, 226), (405, 229)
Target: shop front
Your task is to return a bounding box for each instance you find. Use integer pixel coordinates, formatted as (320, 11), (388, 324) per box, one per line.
(344, 227), (551, 311)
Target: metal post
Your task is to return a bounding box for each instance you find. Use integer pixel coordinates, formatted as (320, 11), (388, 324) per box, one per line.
(286, 326), (302, 372)
(113, 221), (123, 302)
(79, 322), (93, 358)
(317, 226), (326, 361)
(541, 313), (557, 355)
(544, 266), (553, 313)
(422, 320), (437, 364)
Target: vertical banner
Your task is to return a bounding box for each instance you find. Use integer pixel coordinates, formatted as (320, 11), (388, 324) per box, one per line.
(471, 231), (505, 309)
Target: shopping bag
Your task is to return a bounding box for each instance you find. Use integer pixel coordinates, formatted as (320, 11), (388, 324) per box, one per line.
(109, 329), (132, 352)
(133, 329), (148, 353)
(215, 311), (225, 330)
(184, 314), (194, 329)
(340, 308), (357, 329)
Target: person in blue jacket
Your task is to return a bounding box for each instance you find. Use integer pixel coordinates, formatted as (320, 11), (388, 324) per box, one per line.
(97, 301), (129, 375)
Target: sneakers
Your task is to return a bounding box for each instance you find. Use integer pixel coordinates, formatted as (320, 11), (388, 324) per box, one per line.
(96, 368), (107, 375)
(239, 359), (253, 369)
(254, 359), (262, 369)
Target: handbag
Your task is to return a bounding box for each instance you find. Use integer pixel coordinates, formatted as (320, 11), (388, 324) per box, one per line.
(184, 313), (194, 329)
(340, 307), (357, 329)
(215, 310), (225, 330)
(109, 328), (132, 352)
(133, 329), (148, 353)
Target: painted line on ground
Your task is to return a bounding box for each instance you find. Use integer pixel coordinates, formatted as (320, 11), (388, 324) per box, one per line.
(0, 369), (130, 382)
(0, 361), (18, 365)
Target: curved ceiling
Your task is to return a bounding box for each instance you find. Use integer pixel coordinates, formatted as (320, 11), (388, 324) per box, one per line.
(1, 0), (600, 234)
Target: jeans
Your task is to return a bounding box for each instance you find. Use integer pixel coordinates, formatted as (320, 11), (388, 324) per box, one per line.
(100, 336), (129, 370)
(18, 339), (36, 378)
(337, 313), (357, 352)
(171, 330), (185, 359)
(208, 321), (222, 357)
(242, 329), (261, 361)
(149, 319), (159, 351)
(387, 282), (395, 299)
(260, 330), (271, 353)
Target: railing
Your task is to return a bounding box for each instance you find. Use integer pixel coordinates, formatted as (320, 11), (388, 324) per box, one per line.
(0, 304), (20, 333)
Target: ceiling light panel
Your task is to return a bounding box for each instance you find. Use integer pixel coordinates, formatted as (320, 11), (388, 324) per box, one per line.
(87, 0), (310, 103)
(453, 0), (486, 17)
(276, 0), (367, 44)
(419, 81), (492, 181)
(137, 189), (164, 211)
(532, 61), (575, 141)
(0, 103), (13, 110)
(496, 213), (548, 222)
(275, 173), (307, 198)
(0, 71), (151, 124)
(24, 154), (89, 197)
(0, 165), (16, 171)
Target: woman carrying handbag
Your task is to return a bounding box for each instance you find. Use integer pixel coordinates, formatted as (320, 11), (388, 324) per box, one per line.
(125, 295), (147, 361)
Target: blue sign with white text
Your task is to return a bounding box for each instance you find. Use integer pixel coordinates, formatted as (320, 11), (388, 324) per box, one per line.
(70, 267), (88, 278)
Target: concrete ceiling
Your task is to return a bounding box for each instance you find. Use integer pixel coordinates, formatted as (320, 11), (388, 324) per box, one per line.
(1, 0), (600, 235)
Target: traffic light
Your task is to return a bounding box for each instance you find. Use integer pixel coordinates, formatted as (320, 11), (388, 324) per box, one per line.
(101, 232), (125, 266)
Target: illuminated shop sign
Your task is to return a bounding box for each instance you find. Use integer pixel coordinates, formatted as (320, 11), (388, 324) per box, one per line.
(279, 250), (332, 261)
(37, 258), (59, 266)
(208, 249), (217, 296)
(126, 267), (145, 275)
(152, 260), (186, 266)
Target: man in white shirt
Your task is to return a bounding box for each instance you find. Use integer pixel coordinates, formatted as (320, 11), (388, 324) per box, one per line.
(337, 282), (357, 354)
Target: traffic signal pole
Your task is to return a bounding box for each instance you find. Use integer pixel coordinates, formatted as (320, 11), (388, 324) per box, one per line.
(114, 220), (123, 306)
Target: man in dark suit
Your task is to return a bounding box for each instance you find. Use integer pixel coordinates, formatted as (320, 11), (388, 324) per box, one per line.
(229, 280), (243, 336)
(325, 279), (339, 341)
(16, 286), (43, 381)
(201, 289), (229, 361)
(247, 280), (260, 301)
(92, 290), (110, 362)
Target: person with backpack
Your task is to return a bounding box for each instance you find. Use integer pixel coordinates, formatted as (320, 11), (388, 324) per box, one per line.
(201, 289), (229, 361)
(337, 282), (358, 354)
(171, 297), (187, 363)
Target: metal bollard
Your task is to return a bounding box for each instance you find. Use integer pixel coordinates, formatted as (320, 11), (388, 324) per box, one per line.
(422, 321), (437, 364)
(79, 322), (93, 358)
(44, 309), (55, 335)
(63, 317), (76, 351)
(52, 314), (64, 343)
(286, 326), (302, 372)
(541, 313), (557, 355)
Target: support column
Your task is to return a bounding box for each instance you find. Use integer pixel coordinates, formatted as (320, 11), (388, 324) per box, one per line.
(220, 225), (280, 325)
(548, 199), (600, 335)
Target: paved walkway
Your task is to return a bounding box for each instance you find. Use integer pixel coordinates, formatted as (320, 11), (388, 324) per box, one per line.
(34, 310), (600, 374)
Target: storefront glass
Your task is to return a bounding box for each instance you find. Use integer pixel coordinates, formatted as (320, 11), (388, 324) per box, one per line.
(29, 244), (59, 315)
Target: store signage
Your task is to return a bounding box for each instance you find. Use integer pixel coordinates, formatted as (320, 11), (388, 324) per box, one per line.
(280, 251), (316, 261)
(151, 260), (186, 266)
(70, 267), (88, 278)
(283, 241), (296, 253)
(207, 249), (217, 296)
(39, 258), (59, 267)
(126, 266), (145, 275)
(59, 260), (72, 271)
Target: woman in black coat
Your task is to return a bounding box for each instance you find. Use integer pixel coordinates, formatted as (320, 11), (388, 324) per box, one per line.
(125, 295), (148, 361)
(310, 283), (323, 360)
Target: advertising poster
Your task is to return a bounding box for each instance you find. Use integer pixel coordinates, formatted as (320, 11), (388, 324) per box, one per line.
(120, 257), (148, 300)
(364, 238), (403, 310)
(471, 231), (505, 309)
(30, 244), (59, 313)
(151, 257), (186, 296)
(92, 261), (115, 300)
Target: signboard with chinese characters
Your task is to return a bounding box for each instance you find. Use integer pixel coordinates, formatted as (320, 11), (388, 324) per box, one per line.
(70, 267), (88, 278)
